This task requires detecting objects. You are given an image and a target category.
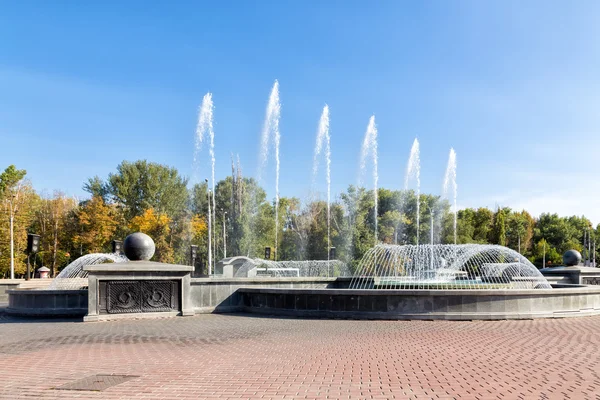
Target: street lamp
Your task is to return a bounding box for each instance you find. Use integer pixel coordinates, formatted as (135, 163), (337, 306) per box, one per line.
(26, 233), (40, 281)
(6, 193), (16, 280)
(112, 240), (123, 254)
(190, 245), (198, 268)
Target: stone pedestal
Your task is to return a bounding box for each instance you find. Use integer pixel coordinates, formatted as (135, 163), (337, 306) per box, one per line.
(83, 261), (194, 322)
(540, 265), (600, 285)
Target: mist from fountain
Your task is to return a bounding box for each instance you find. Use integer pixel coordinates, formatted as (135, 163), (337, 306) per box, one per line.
(359, 115), (378, 243)
(48, 253), (128, 290)
(404, 139), (421, 244)
(194, 93), (217, 274)
(234, 258), (350, 278)
(312, 105), (331, 269)
(349, 244), (551, 290)
(255, 80), (281, 259)
(443, 148), (458, 244)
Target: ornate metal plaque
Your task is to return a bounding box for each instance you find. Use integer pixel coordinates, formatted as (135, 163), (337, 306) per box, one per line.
(141, 281), (175, 312)
(107, 281), (141, 313)
(583, 277), (600, 285)
(105, 280), (179, 314)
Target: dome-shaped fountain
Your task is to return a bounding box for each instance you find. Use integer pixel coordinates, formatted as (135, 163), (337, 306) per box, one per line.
(349, 244), (551, 290)
(232, 258), (351, 278)
(48, 253), (128, 290)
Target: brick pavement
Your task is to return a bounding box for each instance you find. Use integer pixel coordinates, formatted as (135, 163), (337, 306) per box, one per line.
(0, 313), (599, 399)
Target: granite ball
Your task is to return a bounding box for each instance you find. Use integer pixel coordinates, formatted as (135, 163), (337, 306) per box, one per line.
(563, 249), (582, 266)
(123, 232), (155, 261)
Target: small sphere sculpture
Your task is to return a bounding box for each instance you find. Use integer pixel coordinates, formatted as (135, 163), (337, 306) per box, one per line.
(123, 232), (155, 261)
(563, 249), (582, 267)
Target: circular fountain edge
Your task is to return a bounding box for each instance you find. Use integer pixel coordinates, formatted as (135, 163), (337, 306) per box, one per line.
(238, 285), (600, 320)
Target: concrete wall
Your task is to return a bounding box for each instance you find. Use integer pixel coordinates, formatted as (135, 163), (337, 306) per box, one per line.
(7, 290), (88, 316)
(190, 277), (345, 313)
(0, 280), (22, 303)
(238, 286), (600, 320)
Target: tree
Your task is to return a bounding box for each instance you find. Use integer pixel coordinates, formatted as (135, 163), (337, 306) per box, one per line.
(34, 192), (77, 277)
(102, 160), (189, 220)
(73, 195), (118, 254)
(83, 176), (108, 202)
(0, 165), (28, 278)
(473, 208), (494, 243)
(492, 208), (507, 246)
(129, 208), (173, 263)
(507, 210), (534, 254)
(190, 214), (208, 272)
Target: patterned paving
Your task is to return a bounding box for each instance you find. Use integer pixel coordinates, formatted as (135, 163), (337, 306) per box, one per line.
(0, 313), (599, 399)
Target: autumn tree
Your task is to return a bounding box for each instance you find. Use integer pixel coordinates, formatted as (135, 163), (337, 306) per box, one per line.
(0, 165), (37, 278)
(34, 192), (77, 277)
(129, 208), (173, 263)
(73, 195), (118, 254)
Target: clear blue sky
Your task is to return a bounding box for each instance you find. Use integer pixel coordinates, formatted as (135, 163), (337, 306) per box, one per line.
(1, 1), (599, 222)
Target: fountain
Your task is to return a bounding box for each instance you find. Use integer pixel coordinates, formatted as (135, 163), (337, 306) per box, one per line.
(254, 80), (281, 259)
(403, 138), (420, 244)
(8, 82), (600, 322)
(195, 92), (217, 274)
(349, 244), (551, 290)
(312, 105), (332, 269)
(48, 253), (128, 290)
(443, 148), (458, 244)
(358, 115), (378, 242)
(232, 258), (350, 278)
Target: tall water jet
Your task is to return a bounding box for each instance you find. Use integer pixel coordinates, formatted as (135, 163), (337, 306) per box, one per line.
(257, 80), (281, 259)
(443, 148), (458, 244)
(404, 138), (421, 245)
(194, 93), (216, 274)
(312, 105), (331, 270)
(359, 116), (378, 243)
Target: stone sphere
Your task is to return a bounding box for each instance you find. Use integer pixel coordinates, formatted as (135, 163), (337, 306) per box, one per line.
(123, 232), (155, 261)
(563, 249), (582, 266)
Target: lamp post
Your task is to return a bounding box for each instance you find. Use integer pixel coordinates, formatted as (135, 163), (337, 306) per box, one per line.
(205, 179), (212, 275)
(6, 194), (16, 280)
(542, 240), (546, 268)
(112, 240), (123, 254)
(26, 234), (40, 281)
(589, 229), (592, 264)
(221, 209), (227, 259)
(190, 245), (198, 270)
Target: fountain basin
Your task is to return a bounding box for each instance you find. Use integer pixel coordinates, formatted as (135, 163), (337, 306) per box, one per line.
(7, 289), (87, 317)
(7, 277), (600, 320)
(238, 285), (600, 320)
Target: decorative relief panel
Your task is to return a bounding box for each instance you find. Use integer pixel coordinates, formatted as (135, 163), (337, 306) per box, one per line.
(583, 277), (600, 286)
(105, 280), (179, 314)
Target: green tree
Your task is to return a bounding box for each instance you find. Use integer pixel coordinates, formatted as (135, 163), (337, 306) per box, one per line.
(0, 165), (33, 278)
(96, 160), (189, 220)
(492, 208), (507, 246)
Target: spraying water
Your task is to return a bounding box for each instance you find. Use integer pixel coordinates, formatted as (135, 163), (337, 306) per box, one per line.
(359, 116), (378, 243)
(443, 148), (458, 244)
(312, 105), (331, 270)
(194, 93), (216, 274)
(404, 138), (421, 245)
(257, 80), (281, 259)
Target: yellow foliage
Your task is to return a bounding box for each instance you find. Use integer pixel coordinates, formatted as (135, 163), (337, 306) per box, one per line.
(129, 208), (171, 234)
(73, 195), (117, 254)
(129, 208), (173, 263)
(191, 214), (207, 241)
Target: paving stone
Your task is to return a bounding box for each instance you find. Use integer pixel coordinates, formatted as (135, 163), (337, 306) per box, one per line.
(1, 314), (600, 399)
